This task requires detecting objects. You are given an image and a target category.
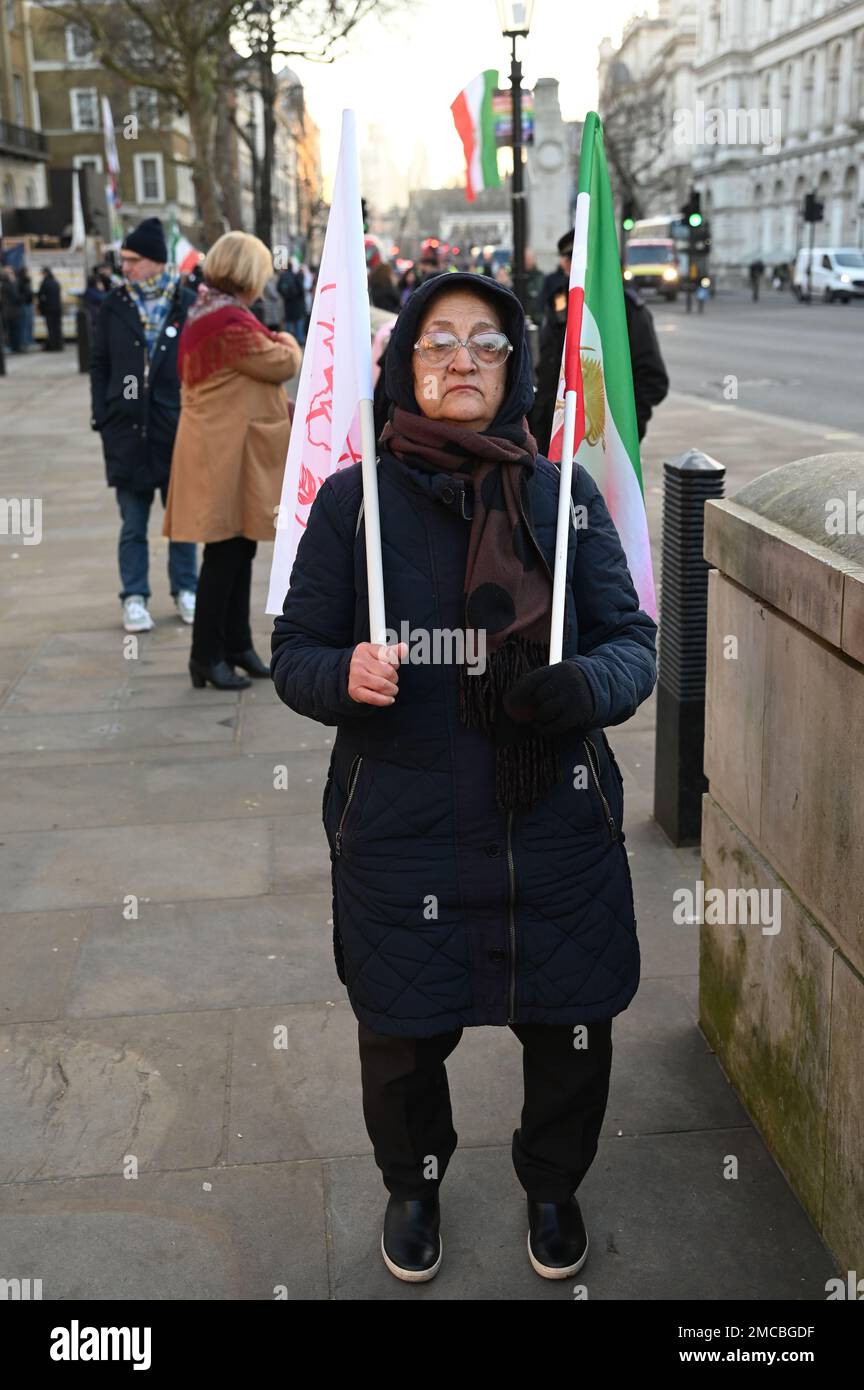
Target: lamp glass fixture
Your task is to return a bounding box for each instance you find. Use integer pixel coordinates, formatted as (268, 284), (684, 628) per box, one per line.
(496, 0), (534, 36)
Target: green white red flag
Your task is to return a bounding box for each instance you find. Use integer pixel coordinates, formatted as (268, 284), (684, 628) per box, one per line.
(548, 112), (657, 619)
(451, 70), (501, 203)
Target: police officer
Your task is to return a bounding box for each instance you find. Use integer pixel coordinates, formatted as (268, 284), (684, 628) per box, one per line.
(530, 229), (670, 453)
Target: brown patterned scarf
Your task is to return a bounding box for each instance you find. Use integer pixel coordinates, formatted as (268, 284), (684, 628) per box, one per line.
(379, 405), (563, 810)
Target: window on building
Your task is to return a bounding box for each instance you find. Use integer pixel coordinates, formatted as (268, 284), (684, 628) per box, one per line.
(74, 154), (103, 174)
(2, 175), (15, 207)
(13, 72), (24, 125)
(66, 23), (95, 62)
(134, 152), (164, 203)
(130, 87), (159, 129)
(127, 21), (156, 63)
(827, 43), (842, 125)
(5, 0), (14, 34)
(25, 179), (36, 206)
(71, 88), (100, 132)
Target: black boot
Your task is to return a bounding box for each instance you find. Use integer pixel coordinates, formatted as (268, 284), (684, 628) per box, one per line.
(381, 1192), (442, 1282)
(226, 648), (270, 679)
(527, 1196), (588, 1279)
(189, 657), (251, 691)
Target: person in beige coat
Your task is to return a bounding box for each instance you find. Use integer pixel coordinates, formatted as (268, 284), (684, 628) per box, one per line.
(164, 232), (301, 689)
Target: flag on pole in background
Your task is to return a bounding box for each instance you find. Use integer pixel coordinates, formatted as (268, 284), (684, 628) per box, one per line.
(266, 108), (373, 615)
(101, 96), (124, 245)
(168, 215), (201, 276)
(451, 70), (501, 203)
(547, 112), (657, 619)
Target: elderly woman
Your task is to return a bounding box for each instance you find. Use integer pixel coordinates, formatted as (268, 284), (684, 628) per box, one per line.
(164, 232), (301, 689)
(271, 272), (656, 1283)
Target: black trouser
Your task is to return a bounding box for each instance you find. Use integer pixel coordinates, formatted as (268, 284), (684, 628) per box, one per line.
(358, 1018), (613, 1203)
(44, 312), (64, 350)
(191, 536), (256, 665)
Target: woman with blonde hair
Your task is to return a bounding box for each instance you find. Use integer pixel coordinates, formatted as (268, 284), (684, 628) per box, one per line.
(164, 231), (301, 689)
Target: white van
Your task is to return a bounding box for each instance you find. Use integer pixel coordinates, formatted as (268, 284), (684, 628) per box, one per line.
(792, 247), (864, 303)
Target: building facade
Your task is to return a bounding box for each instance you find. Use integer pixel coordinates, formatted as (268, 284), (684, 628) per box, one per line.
(28, 1), (198, 239)
(599, 0), (864, 275)
(0, 0), (48, 214)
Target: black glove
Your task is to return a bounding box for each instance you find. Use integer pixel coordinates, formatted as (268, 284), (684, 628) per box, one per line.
(502, 660), (595, 736)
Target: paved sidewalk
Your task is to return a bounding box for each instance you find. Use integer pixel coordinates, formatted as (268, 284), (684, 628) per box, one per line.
(0, 352), (839, 1299)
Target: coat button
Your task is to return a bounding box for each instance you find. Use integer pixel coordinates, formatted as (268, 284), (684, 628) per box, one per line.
(485, 843), (501, 857)
(441, 486), (455, 504)
(488, 947), (506, 963)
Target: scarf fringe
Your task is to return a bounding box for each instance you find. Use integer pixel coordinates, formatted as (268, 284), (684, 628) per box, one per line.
(459, 635), (563, 812)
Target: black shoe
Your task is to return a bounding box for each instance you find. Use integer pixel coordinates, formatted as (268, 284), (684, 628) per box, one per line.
(527, 1196), (589, 1279)
(226, 648), (270, 679)
(381, 1193), (442, 1282)
(189, 658), (251, 691)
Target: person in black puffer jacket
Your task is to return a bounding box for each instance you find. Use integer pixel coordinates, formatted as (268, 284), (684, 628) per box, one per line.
(271, 271), (656, 1286)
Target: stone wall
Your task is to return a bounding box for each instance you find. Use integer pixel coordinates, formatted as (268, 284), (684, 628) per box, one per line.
(700, 453), (864, 1273)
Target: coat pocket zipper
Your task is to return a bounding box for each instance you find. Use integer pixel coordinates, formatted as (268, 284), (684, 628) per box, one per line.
(334, 755), (363, 855)
(584, 737), (618, 841)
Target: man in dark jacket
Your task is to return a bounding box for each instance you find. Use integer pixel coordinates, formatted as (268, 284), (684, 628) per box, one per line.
(531, 228), (669, 452)
(1, 267), (23, 353)
(37, 268), (64, 351)
(277, 262), (307, 345)
(90, 216), (197, 632)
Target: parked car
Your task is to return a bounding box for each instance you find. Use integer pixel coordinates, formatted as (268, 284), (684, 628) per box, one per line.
(792, 247), (864, 303)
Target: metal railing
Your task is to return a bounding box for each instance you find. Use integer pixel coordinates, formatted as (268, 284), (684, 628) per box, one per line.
(0, 120), (49, 158)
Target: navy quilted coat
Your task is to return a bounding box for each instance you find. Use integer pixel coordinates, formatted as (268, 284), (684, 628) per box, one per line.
(271, 274), (657, 1039)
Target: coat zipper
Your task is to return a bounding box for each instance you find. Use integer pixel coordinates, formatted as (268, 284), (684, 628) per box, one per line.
(334, 755), (363, 856)
(506, 808), (517, 1021)
(584, 737), (618, 841)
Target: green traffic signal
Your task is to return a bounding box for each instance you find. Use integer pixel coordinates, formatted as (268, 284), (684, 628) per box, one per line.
(622, 217), (635, 231)
(688, 212), (703, 227)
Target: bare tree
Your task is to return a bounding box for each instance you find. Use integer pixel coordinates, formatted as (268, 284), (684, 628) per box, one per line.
(47, 1), (397, 248)
(599, 73), (683, 221)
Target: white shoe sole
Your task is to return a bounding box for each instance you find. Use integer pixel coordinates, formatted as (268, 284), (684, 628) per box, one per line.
(527, 1231), (589, 1279)
(123, 618), (154, 633)
(175, 610), (194, 625)
(380, 1232), (443, 1283)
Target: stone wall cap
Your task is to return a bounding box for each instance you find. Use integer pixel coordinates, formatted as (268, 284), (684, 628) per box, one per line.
(731, 453), (864, 566)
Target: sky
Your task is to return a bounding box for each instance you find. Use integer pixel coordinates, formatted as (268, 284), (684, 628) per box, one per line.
(286, 0), (658, 198)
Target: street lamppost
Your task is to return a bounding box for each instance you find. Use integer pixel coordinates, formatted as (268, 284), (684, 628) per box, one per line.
(496, 0), (534, 311)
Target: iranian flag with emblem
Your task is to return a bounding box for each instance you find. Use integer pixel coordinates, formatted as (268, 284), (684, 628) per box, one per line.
(548, 112), (657, 620)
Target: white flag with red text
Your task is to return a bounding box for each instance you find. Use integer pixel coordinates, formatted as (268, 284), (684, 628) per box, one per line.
(266, 109), (373, 615)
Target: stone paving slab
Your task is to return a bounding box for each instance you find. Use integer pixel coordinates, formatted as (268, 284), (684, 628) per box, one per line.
(0, 1162), (328, 1300)
(64, 894), (338, 1017)
(1, 750), (325, 833)
(0, 1010), (230, 1181)
(1, 818), (274, 912)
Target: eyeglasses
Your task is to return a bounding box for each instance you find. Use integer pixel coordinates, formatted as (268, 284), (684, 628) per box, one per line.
(413, 330), (513, 368)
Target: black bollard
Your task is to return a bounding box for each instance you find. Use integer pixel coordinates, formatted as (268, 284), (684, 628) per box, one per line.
(76, 308), (91, 374)
(653, 448), (725, 845)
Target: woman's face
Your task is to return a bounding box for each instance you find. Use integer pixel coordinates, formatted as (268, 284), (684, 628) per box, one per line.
(411, 288), (508, 432)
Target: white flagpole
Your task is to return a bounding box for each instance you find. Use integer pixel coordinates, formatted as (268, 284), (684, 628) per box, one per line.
(358, 396), (386, 644)
(548, 389), (577, 664)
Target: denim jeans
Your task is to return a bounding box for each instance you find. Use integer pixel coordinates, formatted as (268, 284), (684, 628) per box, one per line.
(286, 316), (307, 346)
(116, 485), (197, 601)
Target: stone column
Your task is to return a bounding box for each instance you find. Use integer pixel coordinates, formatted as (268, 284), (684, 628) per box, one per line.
(525, 78), (572, 274)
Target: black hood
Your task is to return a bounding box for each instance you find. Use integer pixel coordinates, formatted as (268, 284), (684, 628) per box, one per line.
(382, 271), (534, 433)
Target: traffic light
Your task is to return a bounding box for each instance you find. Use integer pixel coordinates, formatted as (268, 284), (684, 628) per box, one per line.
(681, 187), (702, 227)
(621, 197), (636, 232)
(803, 192), (824, 223)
